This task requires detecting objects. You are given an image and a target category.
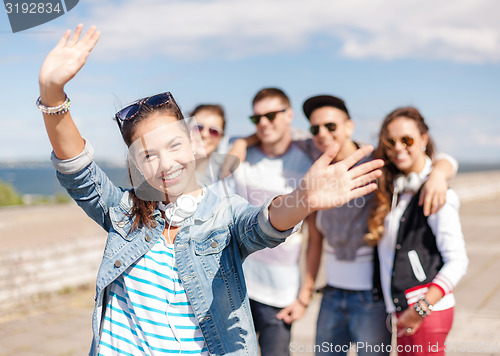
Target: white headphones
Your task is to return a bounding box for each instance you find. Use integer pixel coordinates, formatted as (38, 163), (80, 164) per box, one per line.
(394, 172), (422, 194)
(391, 172), (423, 210)
(158, 192), (205, 227)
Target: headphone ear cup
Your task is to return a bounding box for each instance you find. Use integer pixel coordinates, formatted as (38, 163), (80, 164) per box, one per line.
(407, 172), (422, 192)
(394, 176), (406, 193)
(174, 195), (199, 218)
(394, 173), (422, 194)
(163, 194), (201, 226)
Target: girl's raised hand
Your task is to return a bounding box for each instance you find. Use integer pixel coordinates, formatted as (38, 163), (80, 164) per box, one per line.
(268, 145), (383, 232)
(301, 145), (384, 212)
(39, 24), (100, 90)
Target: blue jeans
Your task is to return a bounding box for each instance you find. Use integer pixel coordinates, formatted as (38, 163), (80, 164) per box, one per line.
(316, 286), (390, 356)
(250, 299), (292, 356)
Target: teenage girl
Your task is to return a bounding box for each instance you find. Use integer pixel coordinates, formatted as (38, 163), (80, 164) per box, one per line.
(367, 107), (468, 355)
(38, 25), (383, 355)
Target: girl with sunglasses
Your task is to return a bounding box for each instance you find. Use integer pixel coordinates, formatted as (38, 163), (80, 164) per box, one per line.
(190, 104), (226, 159)
(188, 104), (237, 195)
(366, 107), (468, 355)
(38, 25), (383, 356)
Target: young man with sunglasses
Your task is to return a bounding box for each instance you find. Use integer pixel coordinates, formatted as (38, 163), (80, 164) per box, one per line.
(230, 88), (322, 356)
(302, 95), (458, 355)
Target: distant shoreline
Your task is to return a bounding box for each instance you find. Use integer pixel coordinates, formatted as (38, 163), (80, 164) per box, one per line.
(0, 163), (129, 196)
(1, 161), (499, 197)
(457, 162), (500, 173)
(1, 160), (499, 170)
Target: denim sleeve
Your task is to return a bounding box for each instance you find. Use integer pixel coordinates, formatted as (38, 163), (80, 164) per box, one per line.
(51, 140), (125, 232)
(228, 195), (302, 260)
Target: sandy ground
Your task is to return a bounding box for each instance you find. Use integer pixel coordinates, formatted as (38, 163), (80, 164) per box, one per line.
(0, 202), (105, 252)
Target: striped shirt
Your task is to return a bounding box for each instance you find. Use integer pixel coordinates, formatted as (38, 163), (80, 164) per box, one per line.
(98, 237), (209, 355)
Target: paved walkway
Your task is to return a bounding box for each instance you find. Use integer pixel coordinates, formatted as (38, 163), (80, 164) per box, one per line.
(290, 197), (500, 356)
(1, 196), (499, 355)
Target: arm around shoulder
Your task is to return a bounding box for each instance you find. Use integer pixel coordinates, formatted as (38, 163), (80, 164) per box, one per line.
(420, 153), (459, 216)
(428, 189), (468, 295)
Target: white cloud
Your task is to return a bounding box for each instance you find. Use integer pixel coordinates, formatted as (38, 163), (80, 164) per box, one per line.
(0, 54), (26, 65)
(52, 0), (500, 63)
(472, 132), (500, 147)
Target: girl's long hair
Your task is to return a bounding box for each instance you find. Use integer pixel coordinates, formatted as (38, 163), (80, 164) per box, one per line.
(116, 96), (185, 231)
(365, 107), (435, 246)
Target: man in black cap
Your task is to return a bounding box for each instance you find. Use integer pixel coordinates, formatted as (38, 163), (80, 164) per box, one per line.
(302, 95), (360, 162)
(303, 95), (390, 355)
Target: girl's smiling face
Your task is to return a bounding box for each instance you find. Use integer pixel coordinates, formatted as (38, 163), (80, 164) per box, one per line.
(191, 110), (224, 157)
(384, 116), (428, 175)
(130, 112), (200, 201)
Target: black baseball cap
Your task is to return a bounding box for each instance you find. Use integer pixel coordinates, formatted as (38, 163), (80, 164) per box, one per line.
(303, 95), (350, 120)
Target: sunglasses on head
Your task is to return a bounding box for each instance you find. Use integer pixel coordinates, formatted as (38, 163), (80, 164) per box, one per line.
(382, 136), (415, 149)
(309, 122), (337, 136)
(249, 108), (287, 125)
(191, 124), (222, 138)
(115, 92), (173, 124)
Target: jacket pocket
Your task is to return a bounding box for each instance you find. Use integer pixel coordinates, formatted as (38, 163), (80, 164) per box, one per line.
(109, 206), (136, 241)
(193, 227), (235, 279)
(104, 206), (142, 257)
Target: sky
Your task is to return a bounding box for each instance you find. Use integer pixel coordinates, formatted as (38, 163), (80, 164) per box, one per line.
(1, 0), (499, 165)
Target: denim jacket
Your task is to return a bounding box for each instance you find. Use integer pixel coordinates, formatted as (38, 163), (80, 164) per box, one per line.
(52, 141), (300, 356)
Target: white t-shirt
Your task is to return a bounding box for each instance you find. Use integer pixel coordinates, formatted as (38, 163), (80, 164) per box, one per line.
(232, 143), (312, 308)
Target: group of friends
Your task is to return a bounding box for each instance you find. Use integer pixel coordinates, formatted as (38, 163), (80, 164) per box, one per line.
(37, 25), (468, 356)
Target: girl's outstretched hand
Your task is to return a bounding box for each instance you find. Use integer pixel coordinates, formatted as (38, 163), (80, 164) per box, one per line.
(268, 145), (383, 232)
(301, 145), (384, 212)
(39, 24), (100, 90)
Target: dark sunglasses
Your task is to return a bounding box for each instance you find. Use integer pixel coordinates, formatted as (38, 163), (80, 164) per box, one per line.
(115, 92), (173, 123)
(382, 136), (415, 149)
(249, 108), (287, 125)
(191, 124), (222, 138)
(309, 122), (337, 136)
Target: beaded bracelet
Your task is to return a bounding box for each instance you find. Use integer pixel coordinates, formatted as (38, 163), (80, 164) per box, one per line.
(414, 298), (432, 318)
(36, 94), (71, 115)
(419, 297), (433, 311)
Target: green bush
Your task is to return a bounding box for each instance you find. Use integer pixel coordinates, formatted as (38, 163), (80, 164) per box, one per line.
(0, 180), (23, 206)
(54, 192), (71, 204)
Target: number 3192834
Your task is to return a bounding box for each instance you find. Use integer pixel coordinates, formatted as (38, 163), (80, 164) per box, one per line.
(5, 2), (62, 14)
